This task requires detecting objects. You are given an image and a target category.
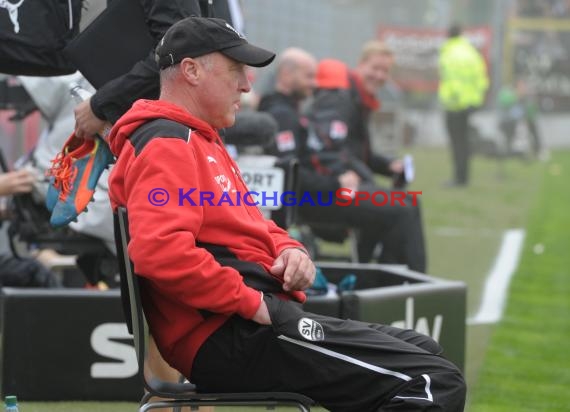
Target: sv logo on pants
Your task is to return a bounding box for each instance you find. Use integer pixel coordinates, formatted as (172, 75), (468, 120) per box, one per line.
(298, 317), (325, 342)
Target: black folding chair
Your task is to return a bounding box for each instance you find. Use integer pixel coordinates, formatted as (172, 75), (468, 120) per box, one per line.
(114, 206), (315, 412)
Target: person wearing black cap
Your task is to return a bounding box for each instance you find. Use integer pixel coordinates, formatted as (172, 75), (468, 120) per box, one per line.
(108, 17), (466, 411)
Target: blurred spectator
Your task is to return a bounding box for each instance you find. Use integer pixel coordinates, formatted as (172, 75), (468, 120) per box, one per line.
(0, 254), (61, 288)
(497, 80), (544, 159)
(15, 75), (118, 291)
(309, 43), (425, 270)
(497, 84), (523, 155)
(313, 41), (403, 180)
(438, 24), (489, 187)
(516, 0), (570, 18)
(259, 47), (426, 272)
(0, 169), (34, 196)
(258, 47), (318, 159)
(18, 74), (115, 253)
(516, 80), (545, 159)
(0, 170), (61, 288)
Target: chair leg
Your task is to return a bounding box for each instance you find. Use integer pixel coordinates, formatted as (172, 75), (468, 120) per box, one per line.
(348, 229), (359, 263)
(141, 402), (206, 412)
(140, 392), (153, 406)
(140, 400), (310, 412)
(178, 406), (213, 411)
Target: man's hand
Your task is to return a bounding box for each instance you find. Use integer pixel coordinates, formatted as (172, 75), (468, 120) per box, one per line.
(270, 248), (316, 292)
(0, 170), (35, 196)
(251, 298), (271, 325)
(389, 159), (404, 174)
(74, 99), (111, 139)
(338, 170), (361, 192)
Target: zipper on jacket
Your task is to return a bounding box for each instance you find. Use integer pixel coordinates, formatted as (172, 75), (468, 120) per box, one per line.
(68, 0), (74, 29)
(215, 136), (262, 221)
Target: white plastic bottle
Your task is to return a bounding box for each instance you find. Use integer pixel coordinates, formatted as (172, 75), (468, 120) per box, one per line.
(4, 395), (19, 412)
(69, 82), (93, 103)
(69, 83), (111, 139)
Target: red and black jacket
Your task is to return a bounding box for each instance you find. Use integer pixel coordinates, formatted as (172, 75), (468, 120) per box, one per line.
(108, 99), (306, 376)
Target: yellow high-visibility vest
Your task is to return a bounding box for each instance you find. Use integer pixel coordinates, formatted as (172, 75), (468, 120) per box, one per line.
(438, 37), (489, 111)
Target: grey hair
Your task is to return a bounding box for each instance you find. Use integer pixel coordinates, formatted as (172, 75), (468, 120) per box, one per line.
(159, 54), (214, 89)
(160, 64), (180, 85)
(194, 54), (213, 71)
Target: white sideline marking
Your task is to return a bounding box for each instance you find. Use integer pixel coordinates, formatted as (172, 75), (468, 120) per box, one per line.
(468, 229), (526, 325)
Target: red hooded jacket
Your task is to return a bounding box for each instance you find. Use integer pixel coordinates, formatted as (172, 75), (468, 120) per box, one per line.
(108, 99), (306, 375)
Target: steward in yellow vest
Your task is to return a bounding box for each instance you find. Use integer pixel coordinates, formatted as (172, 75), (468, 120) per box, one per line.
(438, 34), (489, 111)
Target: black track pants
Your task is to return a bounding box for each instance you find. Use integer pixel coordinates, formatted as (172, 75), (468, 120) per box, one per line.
(191, 294), (466, 411)
(445, 109), (471, 185)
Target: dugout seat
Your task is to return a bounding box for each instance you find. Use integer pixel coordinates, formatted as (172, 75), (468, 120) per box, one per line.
(114, 206), (315, 412)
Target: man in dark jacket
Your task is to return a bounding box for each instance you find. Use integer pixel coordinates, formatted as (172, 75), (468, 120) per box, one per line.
(73, 0), (201, 138)
(259, 47), (426, 272)
(74, 0), (240, 138)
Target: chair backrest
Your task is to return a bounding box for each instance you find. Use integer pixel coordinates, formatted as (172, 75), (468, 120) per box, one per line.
(114, 207), (147, 382)
(236, 155), (299, 229)
(114, 207), (198, 399)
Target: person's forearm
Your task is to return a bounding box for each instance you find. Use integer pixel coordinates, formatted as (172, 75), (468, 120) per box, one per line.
(297, 167), (340, 193)
(368, 154), (394, 176)
(90, 54), (160, 123)
(90, 0), (202, 123)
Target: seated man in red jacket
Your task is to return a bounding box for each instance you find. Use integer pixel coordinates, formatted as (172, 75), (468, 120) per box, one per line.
(108, 17), (465, 411)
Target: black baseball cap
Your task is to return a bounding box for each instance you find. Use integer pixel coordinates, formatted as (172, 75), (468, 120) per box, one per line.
(155, 17), (275, 69)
